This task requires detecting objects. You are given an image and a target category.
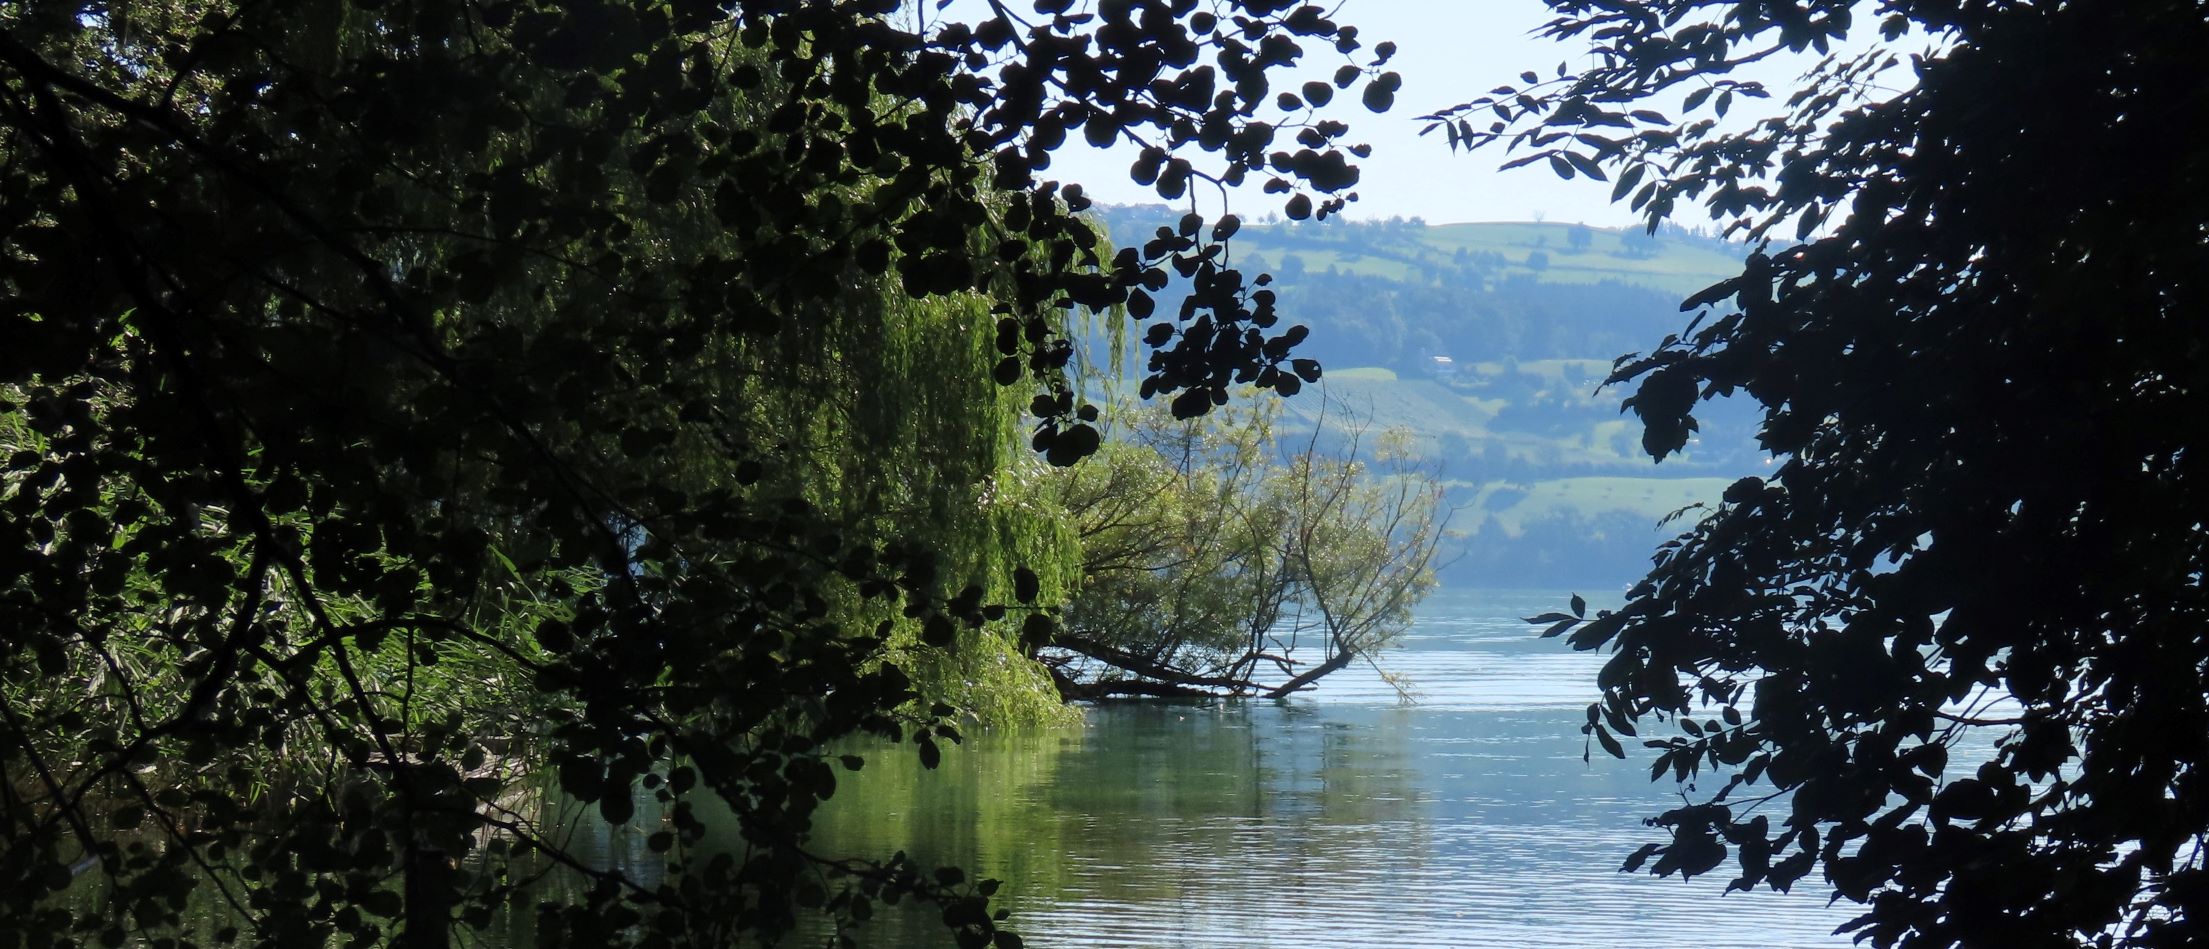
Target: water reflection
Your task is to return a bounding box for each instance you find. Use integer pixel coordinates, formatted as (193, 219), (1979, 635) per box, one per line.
(803, 589), (1859, 948)
(67, 590), (1861, 947)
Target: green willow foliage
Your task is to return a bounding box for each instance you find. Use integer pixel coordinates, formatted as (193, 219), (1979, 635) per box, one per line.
(0, 1), (1393, 946)
(1435, 1), (2209, 946)
(1043, 398), (1444, 700)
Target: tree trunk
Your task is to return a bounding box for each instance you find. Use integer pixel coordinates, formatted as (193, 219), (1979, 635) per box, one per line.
(402, 843), (452, 949)
(1262, 647), (1354, 699)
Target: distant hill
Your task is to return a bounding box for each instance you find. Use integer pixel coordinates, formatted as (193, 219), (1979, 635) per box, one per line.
(1088, 206), (1767, 591)
(1226, 217), (1743, 295)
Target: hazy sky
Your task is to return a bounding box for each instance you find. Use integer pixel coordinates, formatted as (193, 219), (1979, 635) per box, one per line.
(931, 2), (1908, 229)
(963, 1), (1648, 227)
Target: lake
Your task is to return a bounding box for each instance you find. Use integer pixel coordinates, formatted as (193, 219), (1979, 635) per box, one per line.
(796, 587), (1860, 948)
(78, 588), (1860, 947)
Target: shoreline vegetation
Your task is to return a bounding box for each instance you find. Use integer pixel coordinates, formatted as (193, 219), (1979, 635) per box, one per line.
(14, 0), (2197, 946)
(1038, 395), (1447, 703)
(2, 1), (1412, 942)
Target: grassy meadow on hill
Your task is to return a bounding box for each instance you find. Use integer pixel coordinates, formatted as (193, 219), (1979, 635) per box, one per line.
(1092, 208), (1764, 589)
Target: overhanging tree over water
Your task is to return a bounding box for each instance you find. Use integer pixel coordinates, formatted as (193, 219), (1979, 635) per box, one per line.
(0, 1), (1395, 945)
(1042, 396), (1445, 701)
(1434, 1), (2209, 945)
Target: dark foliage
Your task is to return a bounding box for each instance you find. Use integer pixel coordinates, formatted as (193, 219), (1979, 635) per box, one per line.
(0, 1), (1389, 946)
(1438, 1), (2209, 945)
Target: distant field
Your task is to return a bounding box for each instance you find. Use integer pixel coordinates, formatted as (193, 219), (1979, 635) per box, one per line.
(1494, 358), (1615, 387)
(1417, 222), (1743, 295)
(1285, 371), (1644, 469)
(1282, 376), (1488, 435)
(1456, 476), (1735, 537)
(1322, 366), (1398, 382)
(1231, 220), (1744, 297)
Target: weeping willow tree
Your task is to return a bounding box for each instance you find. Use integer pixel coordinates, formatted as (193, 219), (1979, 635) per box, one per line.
(733, 276), (1090, 724)
(0, 0), (1394, 946)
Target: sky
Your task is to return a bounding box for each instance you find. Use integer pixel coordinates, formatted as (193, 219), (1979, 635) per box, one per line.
(930, 1), (1908, 230)
(940, 1), (1647, 228)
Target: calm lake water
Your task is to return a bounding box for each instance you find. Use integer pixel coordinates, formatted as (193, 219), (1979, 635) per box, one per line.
(799, 587), (1860, 948)
(89, 588), (1861, 947)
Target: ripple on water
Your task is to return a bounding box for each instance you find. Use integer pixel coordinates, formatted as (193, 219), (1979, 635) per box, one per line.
(793, 590), (1862, 949)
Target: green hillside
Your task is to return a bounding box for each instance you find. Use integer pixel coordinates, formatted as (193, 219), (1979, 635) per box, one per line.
(1456, 476), (1736, 538)
(1233, 219), (1744, 297)
(1092, 207), (1765, 588)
